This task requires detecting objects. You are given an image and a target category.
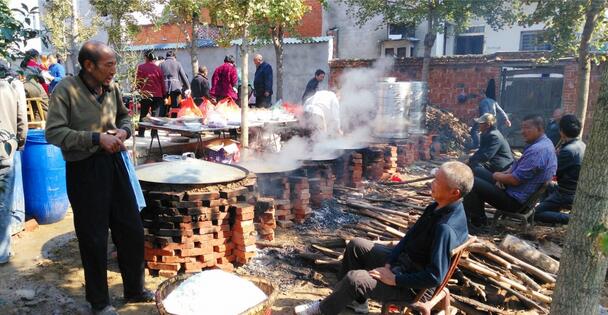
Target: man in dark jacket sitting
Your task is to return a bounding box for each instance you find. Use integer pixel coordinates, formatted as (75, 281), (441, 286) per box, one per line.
(294, 161), (472, 315)
(535, 114), (586, 224)
(468, 113), (514, 183)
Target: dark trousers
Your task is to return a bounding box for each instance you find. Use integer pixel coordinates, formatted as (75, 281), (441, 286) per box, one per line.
(470, 165), (495, 183)
(470, 123), (480, 149)
(320, 238), (415, 315)
(463, 175), (522, 226)
(534, 183), (573, 224)
(138, 97), (164, 136)
(254, 94), (271, 108)
(66, 153), (145, 310)
(167, 90), (181, 118)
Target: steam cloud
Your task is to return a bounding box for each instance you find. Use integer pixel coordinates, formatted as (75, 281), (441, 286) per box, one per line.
(240, 58), (398, 171)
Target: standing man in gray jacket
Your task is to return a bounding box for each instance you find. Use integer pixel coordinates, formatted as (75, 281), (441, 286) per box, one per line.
(160, 50), (190, 116)
(0, 60), (28, 265)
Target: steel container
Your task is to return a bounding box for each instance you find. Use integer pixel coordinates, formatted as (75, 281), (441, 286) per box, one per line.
(374, 80), (427, 138)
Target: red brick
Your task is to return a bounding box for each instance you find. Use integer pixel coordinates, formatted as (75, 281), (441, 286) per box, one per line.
(180, 246), (213, 257)
(185, 191), (220, 201)
(161, 256), (195, 263)
(145, 247), (175, 256)
(147, 262), (180, 271)
(159, 270), (178, 278)
(231, 204), (254, 215)
(24, 219), (38, 232)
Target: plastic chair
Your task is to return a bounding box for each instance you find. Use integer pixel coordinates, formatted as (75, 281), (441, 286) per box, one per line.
(492, 182), (549, 231)
(381, 235), (477, 315)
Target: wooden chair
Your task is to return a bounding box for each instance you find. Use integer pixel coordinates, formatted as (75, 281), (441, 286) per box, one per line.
(381, 235), (477, 315)
(492, 182), (549, 231)
(26, 97), (46, 129)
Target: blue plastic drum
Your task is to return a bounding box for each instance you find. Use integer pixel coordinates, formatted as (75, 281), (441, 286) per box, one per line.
(22, 130), (69, 224)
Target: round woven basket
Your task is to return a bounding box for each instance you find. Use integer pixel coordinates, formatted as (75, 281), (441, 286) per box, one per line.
(155, 273), (278, 315)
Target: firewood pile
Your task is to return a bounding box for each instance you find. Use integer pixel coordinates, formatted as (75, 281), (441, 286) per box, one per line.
(425, 105), (472, 152)
(298, 180), (558, 314)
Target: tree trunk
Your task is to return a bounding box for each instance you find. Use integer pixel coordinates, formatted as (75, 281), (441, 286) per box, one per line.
(421, 12), (436, 83)
(551, 65), (608, 315)
(272, 26), (284, 101)
(190, 17), (199, 77)
(575, 0), (605, 135)
(240, 27), (250, 149)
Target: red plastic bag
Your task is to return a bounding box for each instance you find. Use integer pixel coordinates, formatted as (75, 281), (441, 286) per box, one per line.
(197, 97), (214, 118)
(177, 97), (203, 117)
(215, 97), (239, 114)
(283, 102), (303, 116)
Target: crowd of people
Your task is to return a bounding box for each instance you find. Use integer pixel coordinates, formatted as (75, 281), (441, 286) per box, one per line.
(0, 40), (587, 315)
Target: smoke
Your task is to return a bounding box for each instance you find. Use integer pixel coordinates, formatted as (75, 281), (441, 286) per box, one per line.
(240, 58), (397, 171)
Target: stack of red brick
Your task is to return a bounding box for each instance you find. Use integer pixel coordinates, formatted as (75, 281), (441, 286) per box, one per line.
(290, 176), (311, 223)
(304, 163), (335, 208)
(396, 142), (418, 167)
(383, 145), (398, 176)
(364, 147), (385, 180)
(141, 182), (258, 278)
(255, 198), (278, 239)
(337, 152), (364, 189)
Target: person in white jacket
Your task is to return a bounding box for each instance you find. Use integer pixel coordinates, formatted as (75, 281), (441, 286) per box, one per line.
(303, 90), (343, 139)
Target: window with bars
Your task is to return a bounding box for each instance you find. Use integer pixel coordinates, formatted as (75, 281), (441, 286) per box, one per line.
(520, 31), (552, 51)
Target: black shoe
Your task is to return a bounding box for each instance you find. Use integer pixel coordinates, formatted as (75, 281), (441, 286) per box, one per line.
(124, 289), (155, 303)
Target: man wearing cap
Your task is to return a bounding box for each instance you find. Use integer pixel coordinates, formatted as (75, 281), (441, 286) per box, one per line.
(467, 113), (513, 182)
(470, 87), (511, 149)
(464, 115), (556, 228)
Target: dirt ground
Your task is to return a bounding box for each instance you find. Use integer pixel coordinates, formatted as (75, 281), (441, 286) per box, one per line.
(0, 208), (369, 315)
(1, 199), (607, 314)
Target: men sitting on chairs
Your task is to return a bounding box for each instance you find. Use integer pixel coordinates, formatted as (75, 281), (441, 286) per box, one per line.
(463, 115), (557, 228)
(467, 113), (513, 182)
(294, 161), (472, 315)
(534, 114), (585, 224)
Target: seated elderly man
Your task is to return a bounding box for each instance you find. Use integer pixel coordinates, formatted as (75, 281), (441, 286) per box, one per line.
(464, 115), (557, 228)
(535, 114), (586, 224)
(467, 113), (513, 182)
(294, 161), (473, 315)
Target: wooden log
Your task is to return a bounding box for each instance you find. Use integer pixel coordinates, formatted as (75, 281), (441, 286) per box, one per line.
(311, 244), (342, 259)
(341, 199), (418, 219)
(382, 176), (434, 186)
(460, 274), (487, 301)
(450, 293), (511, 314)
(475, 240), (556, 283)
(486, 278), (549, 314)
(363, 197), (426, 211)
(449, 299), (488, 315)
(513, 270), (543, 292)
(367, 220), (406, 238)
(255, 241), (285, 249)
(342, 207), (410, 229)
(499, 235), (559, 275)
(469, 246), (512, 269)
(460, 259), (552, 304)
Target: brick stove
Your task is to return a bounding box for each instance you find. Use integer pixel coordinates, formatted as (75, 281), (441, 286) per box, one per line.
(137, 160), (258, 277)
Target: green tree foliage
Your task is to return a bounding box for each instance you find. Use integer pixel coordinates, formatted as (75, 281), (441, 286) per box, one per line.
(43, 0), (99, 72)
(159, 0), (209, 75)
(339, 0), (515, 83)
(250, 0), (312, 100)
(207, 0), (271, 148)
(90, 0), (153, 50)
(0, 0), (43, 59)
(517, 0), (607, 133)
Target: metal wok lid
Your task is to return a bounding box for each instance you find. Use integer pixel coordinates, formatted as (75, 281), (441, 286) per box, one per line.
(238, 159), (302, 174)
(135, 159), (248, 185)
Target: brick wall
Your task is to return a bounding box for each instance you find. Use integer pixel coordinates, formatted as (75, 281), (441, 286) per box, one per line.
(133, 24), (192, 45)
(296, 0), (323, 37)
(133, 1), (323, 46)
(330, 52), (604, 135)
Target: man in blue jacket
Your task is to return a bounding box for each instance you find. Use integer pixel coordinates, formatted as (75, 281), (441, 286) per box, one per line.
(253, 54), (273, 108)
(294, 161), (472, 315)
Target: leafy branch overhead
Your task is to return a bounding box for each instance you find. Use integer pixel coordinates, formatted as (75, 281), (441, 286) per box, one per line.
(0, 1), (45, 59)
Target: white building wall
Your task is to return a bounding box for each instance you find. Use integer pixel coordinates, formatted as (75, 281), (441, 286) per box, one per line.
(322, 0), (387, 59)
